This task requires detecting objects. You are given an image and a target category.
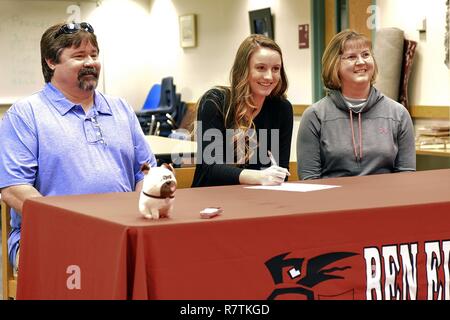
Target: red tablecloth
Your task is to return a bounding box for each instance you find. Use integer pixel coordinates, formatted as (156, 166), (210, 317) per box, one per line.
(17, 169), (450, 300)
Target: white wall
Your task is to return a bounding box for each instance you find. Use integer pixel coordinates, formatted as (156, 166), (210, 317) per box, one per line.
(0, 0), (99, 104)
(87, 0), (312, 110)
(377, 0), (450, 107)
(2, 0), (447, 110)
(87, 0), (154, 109)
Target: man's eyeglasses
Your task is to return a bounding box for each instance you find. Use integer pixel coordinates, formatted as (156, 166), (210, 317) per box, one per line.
(54, 22), (94, 39)
(84, 115), (106, 145)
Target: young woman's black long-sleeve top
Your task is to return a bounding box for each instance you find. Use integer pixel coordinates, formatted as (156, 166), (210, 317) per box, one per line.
(192, 88), (293, 187)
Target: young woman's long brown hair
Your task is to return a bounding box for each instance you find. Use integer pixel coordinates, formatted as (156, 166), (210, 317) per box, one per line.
(196, 34), (288, 164)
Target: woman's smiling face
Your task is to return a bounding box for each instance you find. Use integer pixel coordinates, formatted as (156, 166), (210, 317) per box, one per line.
(248, 47), (282, 105)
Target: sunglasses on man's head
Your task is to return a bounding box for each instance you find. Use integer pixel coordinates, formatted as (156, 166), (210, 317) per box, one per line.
(54, 22), (94, 39)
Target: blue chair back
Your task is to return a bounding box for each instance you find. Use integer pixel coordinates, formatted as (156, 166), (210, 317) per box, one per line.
(136, 77), (187, 137)
(142, 84), (161, 110)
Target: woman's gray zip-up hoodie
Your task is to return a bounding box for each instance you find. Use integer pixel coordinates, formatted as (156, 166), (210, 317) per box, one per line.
(297, 86), (416, 180)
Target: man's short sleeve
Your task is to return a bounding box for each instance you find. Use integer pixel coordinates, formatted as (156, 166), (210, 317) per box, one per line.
(121, 99), (157, 184)
(0, 108), (38, 188)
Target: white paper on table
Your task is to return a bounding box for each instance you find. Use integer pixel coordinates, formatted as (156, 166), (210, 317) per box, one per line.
(245, 183), (340, 192)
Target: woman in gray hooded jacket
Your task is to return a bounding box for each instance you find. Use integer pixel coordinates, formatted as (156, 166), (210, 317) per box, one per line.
(297, 29), (416, 180)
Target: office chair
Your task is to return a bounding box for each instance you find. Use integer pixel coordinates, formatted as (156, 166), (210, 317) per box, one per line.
(136, 77), (187, 137)
(173, 167), (196, 189)
(142, 84), (161, 111)
(136, 77), (176, 135)
(2, 201), (17, 300)
(158, 77), (177, 113)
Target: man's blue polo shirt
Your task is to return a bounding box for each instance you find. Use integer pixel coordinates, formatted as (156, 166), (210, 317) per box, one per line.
(0, 83), (156, 266)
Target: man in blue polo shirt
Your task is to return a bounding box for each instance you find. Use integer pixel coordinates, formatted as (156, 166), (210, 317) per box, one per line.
(0, 22), (156, 274)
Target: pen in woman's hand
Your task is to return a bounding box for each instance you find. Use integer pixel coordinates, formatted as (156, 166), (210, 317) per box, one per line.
(268, 150), (290, 176)
(268, 150), (277, 166)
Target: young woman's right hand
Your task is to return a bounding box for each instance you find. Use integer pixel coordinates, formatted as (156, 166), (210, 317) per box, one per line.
(259, 165), (290, 185)
(240, 166), (290, 186)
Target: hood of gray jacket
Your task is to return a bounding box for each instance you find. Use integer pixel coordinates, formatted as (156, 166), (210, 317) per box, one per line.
(328, 86), (385, 114)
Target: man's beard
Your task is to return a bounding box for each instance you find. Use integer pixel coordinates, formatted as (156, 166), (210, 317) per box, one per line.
(78, 67), (99, 91)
